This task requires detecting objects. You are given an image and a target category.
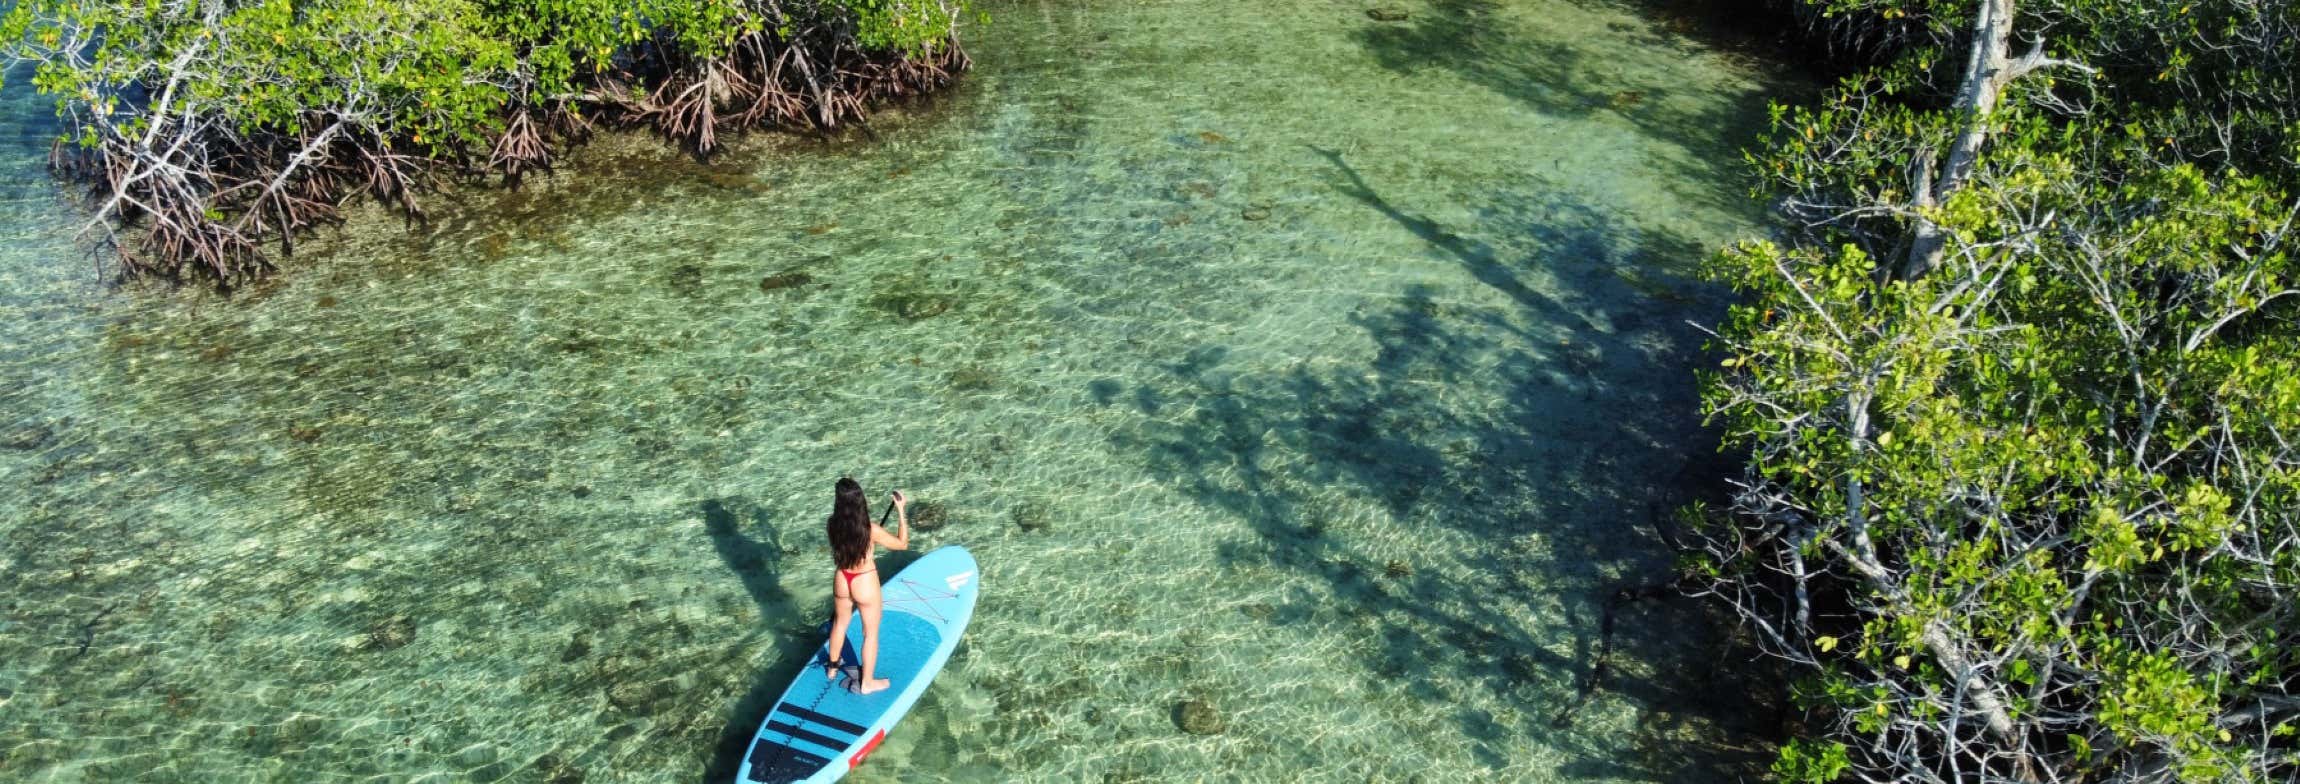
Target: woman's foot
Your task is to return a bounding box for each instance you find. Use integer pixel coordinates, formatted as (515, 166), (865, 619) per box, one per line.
(823, 660), (848, 680)
(851, 677), (892, 695)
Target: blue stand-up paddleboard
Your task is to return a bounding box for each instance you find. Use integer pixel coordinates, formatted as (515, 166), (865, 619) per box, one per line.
(738, 545), (980, 784)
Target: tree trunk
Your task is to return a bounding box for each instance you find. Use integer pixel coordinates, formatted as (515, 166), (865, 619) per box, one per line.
(1901, 0), (2019, 280)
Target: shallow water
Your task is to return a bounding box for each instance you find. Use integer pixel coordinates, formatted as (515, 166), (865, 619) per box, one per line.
(0, 1), (1801, 781)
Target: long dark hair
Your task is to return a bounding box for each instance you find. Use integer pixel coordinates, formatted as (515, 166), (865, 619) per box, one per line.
(827, 477), (873, 570)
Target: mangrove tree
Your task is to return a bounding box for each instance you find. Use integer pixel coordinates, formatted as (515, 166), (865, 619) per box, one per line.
(1692, 0), (2297, 781)
(0, 0), (973, 286)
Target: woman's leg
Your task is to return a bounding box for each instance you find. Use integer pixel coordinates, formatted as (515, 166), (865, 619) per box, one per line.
(825, 578), (855, 678)
(853, 576), (892, 694)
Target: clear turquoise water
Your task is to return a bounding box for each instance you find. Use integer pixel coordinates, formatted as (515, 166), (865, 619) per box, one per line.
(0, 1), (1802, 781)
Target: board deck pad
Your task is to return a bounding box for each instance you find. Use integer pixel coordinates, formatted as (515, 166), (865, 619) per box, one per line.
(739, 546), (979, 784)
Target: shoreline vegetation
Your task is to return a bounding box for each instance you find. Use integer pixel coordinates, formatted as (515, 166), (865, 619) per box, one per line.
(1688, 1), (2297, 781)
(0, 0), (974, 287)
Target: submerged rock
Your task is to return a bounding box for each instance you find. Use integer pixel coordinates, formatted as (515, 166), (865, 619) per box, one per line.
(1502, 652), (1542, 684)
(535, 753), (585, 784)
(910, 500), (951, 531)
(1174, 699), (1225, 734)
(446, 492), (480, 513)
(364, 614), (418, 651)
(1088, 379), (1123, 405)
(1241, 204), (1271, 222)
(758, 271), (813, 293)
(1011, 501), (1051, 533)
(1384, 559), (1413, 579)
(2, 424), (54, 450)
(702, 171), (769, 195)
(902, 297), (953, 320)
(561, 632), (591, 662)
(666, 263), (706, 298)
(276, 714), (325, 744)
(1367, 7), (1410, 21)
(948, 365), (997, 392)
(31, 460), (71, 484)
(871, 290), (955, 321)
(607, 679), (668, 715)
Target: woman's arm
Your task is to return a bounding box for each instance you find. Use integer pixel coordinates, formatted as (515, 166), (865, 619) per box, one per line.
(873, 490), (911, 550)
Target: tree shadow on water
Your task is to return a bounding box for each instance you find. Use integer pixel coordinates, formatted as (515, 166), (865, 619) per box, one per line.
(1312, 145), (1603, 335)
(1107, 160), (1770, 779)
(1358, 0), (1607, 118)
(1352, 0), (1787, 216)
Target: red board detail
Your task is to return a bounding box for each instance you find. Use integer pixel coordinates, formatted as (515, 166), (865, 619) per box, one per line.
(850, 729), (886, 769)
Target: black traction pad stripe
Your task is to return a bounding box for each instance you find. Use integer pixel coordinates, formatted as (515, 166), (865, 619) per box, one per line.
(777, 702), (869, 736)
(766, 720), (851, 754)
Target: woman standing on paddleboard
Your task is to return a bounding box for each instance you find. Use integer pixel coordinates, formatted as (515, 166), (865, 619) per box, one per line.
(824, 477), (910, 695)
